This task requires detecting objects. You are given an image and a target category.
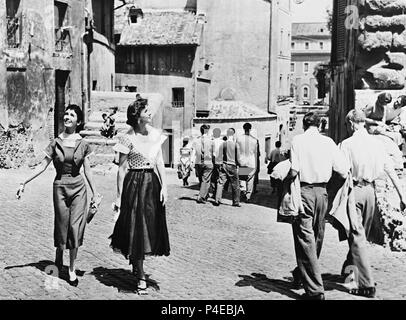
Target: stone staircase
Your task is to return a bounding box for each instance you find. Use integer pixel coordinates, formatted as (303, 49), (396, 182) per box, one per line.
(80, 91), (163, 167)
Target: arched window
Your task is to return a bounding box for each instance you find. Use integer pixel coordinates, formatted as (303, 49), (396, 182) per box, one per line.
(303, 86), (309, 99)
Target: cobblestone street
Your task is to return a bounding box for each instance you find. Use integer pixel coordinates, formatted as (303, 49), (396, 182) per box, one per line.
(1, 167), (406, 300)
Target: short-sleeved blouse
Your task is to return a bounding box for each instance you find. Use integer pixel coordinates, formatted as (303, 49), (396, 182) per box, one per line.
(113, 126), (167, 169)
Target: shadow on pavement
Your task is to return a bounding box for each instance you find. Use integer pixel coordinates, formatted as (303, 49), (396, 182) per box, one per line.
(235, 273), (302, 299)
(180, 179), (278, 210)
(4, 259), (85, 283)
(90, 267), (160, 293)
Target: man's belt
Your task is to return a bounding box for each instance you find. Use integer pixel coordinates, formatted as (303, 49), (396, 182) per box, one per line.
(353, 180), (373, 187)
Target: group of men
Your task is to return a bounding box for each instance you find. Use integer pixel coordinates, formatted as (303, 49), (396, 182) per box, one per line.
(190, 123), (260, 207)
(287, 110), (406, 300)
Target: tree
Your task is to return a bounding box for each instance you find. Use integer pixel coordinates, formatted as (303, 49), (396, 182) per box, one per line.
(313, 63), (331, 100)
(326, 8), (333, 33)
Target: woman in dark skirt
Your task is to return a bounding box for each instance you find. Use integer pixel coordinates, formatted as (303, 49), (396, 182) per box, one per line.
(111, 96), (170, 294)
(16, 104), (100, 287)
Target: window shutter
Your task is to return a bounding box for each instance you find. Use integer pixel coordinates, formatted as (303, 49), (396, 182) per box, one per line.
(332, 0), (348, 63)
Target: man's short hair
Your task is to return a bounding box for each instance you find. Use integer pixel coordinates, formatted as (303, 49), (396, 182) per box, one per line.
(275, 141), (282, 148)
(303, 112), (321, 128)
(200, 124), (210, 135)
(243, 123), (252, 130)
(346, 109), (366, 124)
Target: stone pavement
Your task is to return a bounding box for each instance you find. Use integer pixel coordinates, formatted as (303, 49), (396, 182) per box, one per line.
(1, 167), (406, 300)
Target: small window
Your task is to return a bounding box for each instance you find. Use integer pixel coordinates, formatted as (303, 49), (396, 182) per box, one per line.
(290, 63), (295, 72)
(320, 42), (324, 50)
(172, 88), (185, 108)
(291, 42), (295, 49)
(304, 63), (309, 73)
(305, 42), (309, 49)
(54, 1), (70, 52)
(303, 87), (309, 99)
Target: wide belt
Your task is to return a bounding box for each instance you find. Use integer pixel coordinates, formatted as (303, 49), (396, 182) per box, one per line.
(300, 182), (327, 188)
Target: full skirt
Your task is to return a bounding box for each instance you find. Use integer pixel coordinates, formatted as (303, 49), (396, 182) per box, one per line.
(110, 170), (170, 263)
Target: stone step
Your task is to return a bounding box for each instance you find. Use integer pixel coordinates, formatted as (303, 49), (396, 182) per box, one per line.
(84, 120), (130, 130)
(83, 137), (118, 145)
(88, 111), (129, 123)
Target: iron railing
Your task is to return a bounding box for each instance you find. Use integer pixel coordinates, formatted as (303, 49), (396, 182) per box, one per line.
(172, 101), (184, 108)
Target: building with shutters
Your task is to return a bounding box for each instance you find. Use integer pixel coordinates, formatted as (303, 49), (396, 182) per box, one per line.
(329, 0), (358, 143)
(0, 0), (115, 168)
(290, 22), (331, 105)
(329, 0), (406, 143)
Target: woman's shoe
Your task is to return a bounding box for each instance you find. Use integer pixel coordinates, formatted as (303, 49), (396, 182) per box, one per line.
(137, 279), (148, 295)
(67, 278), (79, 287)
(68, 269), (79, 287)
(348, 285), (376, 298)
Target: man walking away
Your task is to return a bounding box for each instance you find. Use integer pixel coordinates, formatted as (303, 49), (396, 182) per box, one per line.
(339, 109), (406, 298)
(267, 141), (286, 195)
(237, 123), (259, 203)
(211, 128), (223, 199)
(288, 112), (349, 300)
(214, 128), (241, 207)
(192, 125), (214, 204)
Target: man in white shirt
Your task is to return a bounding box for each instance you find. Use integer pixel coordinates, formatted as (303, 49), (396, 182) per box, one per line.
(236, 123), (259, 203)
(289, 112), (349, 300)
(338, 109), (406, 298)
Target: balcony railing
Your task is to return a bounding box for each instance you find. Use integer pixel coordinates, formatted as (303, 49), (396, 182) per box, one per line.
(7, 16), (21, 48)
(55, 28), (71, 52)
(172, 101), (184, 108)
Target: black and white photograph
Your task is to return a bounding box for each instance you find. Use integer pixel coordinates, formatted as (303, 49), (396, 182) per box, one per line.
(1, 0), (406, 308)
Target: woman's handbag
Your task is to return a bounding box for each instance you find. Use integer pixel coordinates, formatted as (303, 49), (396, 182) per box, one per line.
(87, 193), (103, 224)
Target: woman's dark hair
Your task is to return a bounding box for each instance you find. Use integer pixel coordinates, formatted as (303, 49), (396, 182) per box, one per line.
(126, 96), (148, 127)
(303, 112), (321, 129)
(65, 104), (84, 133)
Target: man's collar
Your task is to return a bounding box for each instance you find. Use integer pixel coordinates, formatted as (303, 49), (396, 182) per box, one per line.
(304, 127), (319, 134)
(354, 127), (369, 136)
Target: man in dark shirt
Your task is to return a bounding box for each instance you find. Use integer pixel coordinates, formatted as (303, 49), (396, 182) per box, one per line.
(214, 128), (241, 207)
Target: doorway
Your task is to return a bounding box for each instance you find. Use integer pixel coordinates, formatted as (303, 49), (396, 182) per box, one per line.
(162, 129), (173, 168)
(54, 70), (70, 137)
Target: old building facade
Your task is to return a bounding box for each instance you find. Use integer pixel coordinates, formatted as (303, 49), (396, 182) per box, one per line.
(0, 0), (114, 168)
(291, 22), (331, 105)
(114, 0), (292, 168)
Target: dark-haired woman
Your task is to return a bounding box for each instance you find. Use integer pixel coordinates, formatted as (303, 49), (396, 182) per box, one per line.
(110, 97), (170, 294)
(16, 104), (99, 287)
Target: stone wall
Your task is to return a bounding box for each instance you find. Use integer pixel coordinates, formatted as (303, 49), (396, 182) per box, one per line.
(357, 0), (406, 89)
(197, 0), (288, 112)
(0, 0), (87, 168)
